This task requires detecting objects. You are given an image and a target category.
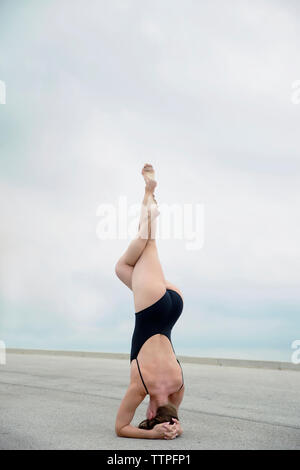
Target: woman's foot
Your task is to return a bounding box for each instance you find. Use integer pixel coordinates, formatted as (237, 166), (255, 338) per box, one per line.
(142, 163), (155, 182)
(138, 164), (159, 234)
(142, 163), (158, 203)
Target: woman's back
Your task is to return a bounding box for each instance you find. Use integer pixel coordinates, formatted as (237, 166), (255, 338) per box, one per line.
(130, 333), (184, 396)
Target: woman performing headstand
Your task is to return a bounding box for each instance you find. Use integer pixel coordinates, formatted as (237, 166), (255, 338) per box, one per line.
(114, 164), (184, 440)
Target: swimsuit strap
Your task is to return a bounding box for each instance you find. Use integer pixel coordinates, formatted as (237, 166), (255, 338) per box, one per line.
(136, 357), (149, 395)
(136, 358), (184, 395)
(177, 359), (184, 391)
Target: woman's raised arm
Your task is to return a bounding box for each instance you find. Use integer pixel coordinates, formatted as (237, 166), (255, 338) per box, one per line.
(115, 384), (178, 439)
(115, 384), (153, 439)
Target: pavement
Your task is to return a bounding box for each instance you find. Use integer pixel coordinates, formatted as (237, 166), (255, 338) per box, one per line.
(0, 351), (300, 450)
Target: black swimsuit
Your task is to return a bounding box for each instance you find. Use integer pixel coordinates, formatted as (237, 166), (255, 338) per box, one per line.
(130, 288), (184, 395)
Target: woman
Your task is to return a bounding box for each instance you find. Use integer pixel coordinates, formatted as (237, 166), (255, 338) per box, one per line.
(114, 164), (185, 440)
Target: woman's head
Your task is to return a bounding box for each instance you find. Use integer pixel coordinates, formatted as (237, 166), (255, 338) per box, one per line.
(138, 402), (178, 430)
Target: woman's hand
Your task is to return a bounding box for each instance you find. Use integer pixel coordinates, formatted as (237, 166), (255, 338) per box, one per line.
(151, 421), (179, 440)
(170, 418), (183, 436)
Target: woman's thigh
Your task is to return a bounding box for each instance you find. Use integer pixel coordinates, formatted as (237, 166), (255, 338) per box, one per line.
(131, 240), (166, 312)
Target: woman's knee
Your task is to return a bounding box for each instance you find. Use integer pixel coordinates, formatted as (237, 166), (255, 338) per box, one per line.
(115, 260), (133, 288)
(115, 260), (125, 279)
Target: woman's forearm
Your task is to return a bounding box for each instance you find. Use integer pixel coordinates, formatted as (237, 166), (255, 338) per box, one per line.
(116, 424), (154, 439)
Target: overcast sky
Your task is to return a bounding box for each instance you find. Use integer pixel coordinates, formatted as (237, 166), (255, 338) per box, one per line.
(0, 0), (299, 361)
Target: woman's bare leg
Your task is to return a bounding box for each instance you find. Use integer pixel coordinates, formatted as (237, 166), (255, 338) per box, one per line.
(128, 166), (167, 312)
(115, 164), (159, 290)
(131, 238), (166, 312)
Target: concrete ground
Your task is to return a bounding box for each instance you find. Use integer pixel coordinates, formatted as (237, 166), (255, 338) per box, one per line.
(0, 351), (299, 450)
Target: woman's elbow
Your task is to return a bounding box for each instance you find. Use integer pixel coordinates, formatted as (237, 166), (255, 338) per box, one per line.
(115, 424), (125, 437)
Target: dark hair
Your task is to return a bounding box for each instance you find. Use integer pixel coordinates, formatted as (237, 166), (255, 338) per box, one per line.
(138, 403), (178, 430)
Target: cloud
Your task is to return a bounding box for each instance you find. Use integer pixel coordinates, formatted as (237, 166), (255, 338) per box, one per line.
(0, 0), (299, 359)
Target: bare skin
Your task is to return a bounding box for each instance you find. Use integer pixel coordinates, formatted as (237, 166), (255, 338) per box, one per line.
(115, 164), (184, 439)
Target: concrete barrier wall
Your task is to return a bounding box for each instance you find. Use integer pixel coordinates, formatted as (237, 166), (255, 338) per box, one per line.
(6, 348), (300, 371)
